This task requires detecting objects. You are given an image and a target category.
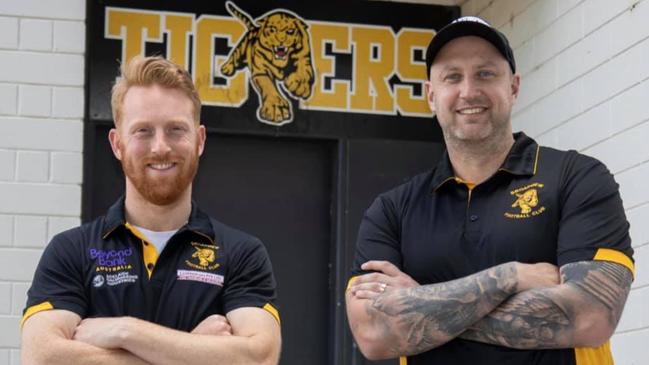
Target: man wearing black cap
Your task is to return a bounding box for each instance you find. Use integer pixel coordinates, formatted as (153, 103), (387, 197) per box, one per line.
(346, 16), (635, 365)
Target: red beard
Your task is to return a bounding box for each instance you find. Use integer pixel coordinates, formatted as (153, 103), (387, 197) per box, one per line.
(120, 147), (200, 206)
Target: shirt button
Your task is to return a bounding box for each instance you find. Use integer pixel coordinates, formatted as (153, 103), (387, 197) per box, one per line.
(470, 215), (479, 222)
(147, 263), (154, 270)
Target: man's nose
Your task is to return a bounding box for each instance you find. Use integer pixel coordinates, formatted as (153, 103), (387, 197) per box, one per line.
(459, 78), (482, 100)
(151, 131), (172, 155)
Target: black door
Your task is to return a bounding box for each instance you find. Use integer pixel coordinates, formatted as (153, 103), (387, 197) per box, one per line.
(340, 139), (445, 365)
(193, 133), (335, 365)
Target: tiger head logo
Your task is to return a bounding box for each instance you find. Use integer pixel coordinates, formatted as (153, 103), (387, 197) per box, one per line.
(221, 1), (315, 126)
(192, 247), (216, 268)
(511, 189), (539, 214)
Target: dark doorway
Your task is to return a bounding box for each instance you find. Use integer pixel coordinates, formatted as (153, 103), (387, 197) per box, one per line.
(193, 134), (334, 365)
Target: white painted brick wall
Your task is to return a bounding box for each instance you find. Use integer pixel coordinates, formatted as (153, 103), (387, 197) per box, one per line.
(0, 150), (15, 181)
(0, 85), (18, 116)
(0, 1), (85, 360)
(13, 216), (48, 249)
(0, 17), (18, 49)
(47, 216), (79, 242)
(0, 349), (8, 365)
(53, 21), (85, 53)
(0, 216), (13, 247)
(18, 85), (51, 117)
(0, 284), (11, 315)
(52, 87), (84, 118)
(19, 19), (52, 52)
(11, 284), (30, 317)
(10, 349), (19, 365)
(16, 151), (49, 183)
(462, 0), (649, 363)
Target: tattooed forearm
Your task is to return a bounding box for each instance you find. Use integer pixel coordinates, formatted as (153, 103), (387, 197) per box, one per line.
(460, 261), (633, 349)
(563, 260), (632, 325)
(364, 262), (519, 356)
(459, 286), (574, 348)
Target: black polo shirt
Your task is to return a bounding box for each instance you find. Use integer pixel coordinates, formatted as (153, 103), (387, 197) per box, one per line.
(351, 132), (634, 365)
(23, 197), (279, 331)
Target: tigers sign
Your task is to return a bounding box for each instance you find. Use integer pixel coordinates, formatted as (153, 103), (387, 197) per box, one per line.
(89, 0), (457, 136)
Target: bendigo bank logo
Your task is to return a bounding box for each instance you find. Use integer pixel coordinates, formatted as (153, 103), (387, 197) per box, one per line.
(105, 2), (434, 126)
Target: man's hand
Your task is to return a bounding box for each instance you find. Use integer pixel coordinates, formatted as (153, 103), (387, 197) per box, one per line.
(349, 261), (419, 300)
(73, 317), (131, 349)
(515, 262), (560, 292)
(191, 315), (233, 336)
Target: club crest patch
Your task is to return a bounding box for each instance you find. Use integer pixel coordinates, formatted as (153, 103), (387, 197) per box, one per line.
(185, 242), (220, 270)
(504, 182), (546, 219)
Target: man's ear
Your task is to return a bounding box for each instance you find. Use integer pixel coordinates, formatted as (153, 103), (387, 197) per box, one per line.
(511, 74), (521, 100)
(425, 81), (436, 114)
(108, 128), (123, 160)
(197, 124), (206, 156)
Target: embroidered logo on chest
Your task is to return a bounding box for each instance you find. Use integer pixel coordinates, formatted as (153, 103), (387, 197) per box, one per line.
(185, 242), (220, 270)
(504, 183), (546, 219)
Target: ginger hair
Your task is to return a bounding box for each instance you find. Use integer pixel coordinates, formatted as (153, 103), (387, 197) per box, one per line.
(111, 56), (201, 125)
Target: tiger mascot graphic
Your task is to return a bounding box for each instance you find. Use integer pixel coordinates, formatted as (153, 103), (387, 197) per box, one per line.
(221, 1), (315, 125)
(512, 189), (539, 214)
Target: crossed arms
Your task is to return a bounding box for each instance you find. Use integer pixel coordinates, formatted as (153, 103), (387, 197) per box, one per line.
(346, 259), (632, 360)
(21, 307), (281, 365)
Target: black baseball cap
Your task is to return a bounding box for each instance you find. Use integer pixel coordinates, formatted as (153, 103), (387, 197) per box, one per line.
(425, 16), (516, 77)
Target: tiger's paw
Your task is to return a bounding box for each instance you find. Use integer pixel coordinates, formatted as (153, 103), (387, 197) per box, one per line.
(221, 59), (235, 76)
(284, 73), (312, 99)
(259, 94), (291, 123)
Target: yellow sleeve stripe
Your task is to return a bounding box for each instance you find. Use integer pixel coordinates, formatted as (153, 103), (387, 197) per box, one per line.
(263, 303), (281, 325)
(399, 356), (408, 365)
(346, 276), (358, 292)
(21, 301), (53, 328)
(594, 248), (635, 279)
(575, 341), (613, 365)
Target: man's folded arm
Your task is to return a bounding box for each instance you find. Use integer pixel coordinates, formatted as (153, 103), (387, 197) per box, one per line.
(460, 260), (633, 349)
(345, 261), (556, 360)
(21, 309), (151, 365)
(73, 306), (281, 365)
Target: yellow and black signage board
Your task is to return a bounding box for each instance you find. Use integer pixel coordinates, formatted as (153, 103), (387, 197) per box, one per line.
(88, 0), (457, 139)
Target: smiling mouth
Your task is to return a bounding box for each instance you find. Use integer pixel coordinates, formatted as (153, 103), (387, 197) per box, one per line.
(148, 162), (176, 171)
(273, 46), (287, 60)
(457, 107), (487, 115)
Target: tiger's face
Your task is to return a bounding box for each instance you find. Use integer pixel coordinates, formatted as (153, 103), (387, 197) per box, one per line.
(259, 13), (304, 68)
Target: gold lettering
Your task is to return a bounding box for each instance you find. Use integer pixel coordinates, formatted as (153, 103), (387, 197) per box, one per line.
(301, 22), (350, 111)
(395, 29), (434, 116)
(350, 26), (395, 113)
(194, 15), (247, 106)
(105, 7), (162, 66)
(164, 13), (194, 69)
(510, 183), (545, 195)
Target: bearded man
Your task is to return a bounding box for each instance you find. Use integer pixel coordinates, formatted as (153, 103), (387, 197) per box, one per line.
(21, 56), (281, 365)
